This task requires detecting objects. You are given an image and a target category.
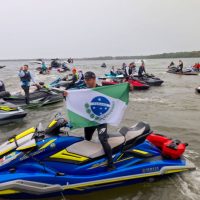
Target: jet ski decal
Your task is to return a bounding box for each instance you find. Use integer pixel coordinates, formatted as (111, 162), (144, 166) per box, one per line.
(50, 149), (89, 163)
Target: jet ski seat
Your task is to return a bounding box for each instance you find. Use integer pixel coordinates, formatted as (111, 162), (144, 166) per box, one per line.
(119, 121), (150, 141)
(67, 122), (150, 159)
(67, 136), (125, 159)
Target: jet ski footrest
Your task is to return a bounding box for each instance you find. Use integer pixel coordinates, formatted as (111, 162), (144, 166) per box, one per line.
(0, 180), (63, 195)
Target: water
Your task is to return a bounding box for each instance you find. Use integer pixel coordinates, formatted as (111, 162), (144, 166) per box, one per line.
(0, 58), (200, 200)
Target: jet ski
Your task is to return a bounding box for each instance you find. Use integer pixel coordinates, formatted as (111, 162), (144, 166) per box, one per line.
(0, 115), (195, 199)
(49, 78), (85, 90)
(50, 59), (61, 69)
(3, 87), (63, 108)
(101, 77), (150, 90)
(167, 66), (198, 75)
(133, 74), (164, 86)
(195, 86), (200, 93)
(0, 99), (27, 125)
(0, 66), (6, 69)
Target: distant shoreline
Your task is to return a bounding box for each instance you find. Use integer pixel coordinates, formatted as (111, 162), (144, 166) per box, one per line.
(0, 51), (200, 61)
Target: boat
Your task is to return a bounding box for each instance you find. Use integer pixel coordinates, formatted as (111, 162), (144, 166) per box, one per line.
(3, 88), (63, 108)
(0, 115), (195, 198)
(0, 99), (27, 125)
(0, 66), (6, 69)
(101, 78), (149, 90)
(167, 67), (198, 75)
(195, 86), (200, 93)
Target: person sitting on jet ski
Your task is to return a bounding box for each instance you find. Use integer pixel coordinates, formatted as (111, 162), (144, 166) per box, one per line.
(0, 80), (5, 92)
(64, 71), (115, 171)
(126, 62), (136, 77)
(62, 62), (68, 70)
(138, 60), (146, 78)
(122, 63), (127, 71)
(40, 61), (47, 74)
(178, 60), (183, 72)
(63, 68), (78, 89)
(75, 70), (84, 85)
(168, 61), (175, 68)
(101, 63), (107, 68)
(110, 66), (117, 76)
(18, 65), (36, 104)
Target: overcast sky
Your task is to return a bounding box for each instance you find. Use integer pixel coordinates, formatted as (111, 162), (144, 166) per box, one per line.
(0, 0), (200, 59)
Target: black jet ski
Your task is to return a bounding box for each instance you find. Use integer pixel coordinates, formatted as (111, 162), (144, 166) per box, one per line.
(50, 59), (61, 69)
(0, 115), (195, 199)
(167, 66), (198, 75)
(0, 66), (6, 69)
(133, 74), (164, 86)
(195, 86), (200, 94)
(3, 87), (63, 108)
(0, 99), (27, 125)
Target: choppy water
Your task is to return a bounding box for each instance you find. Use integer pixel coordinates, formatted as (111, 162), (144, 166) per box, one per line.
(0, 58), (200, 200)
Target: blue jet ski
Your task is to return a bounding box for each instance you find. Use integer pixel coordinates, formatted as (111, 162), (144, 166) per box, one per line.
(0, 116), (195, 199)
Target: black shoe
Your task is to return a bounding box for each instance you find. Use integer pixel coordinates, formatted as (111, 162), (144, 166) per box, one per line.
(107, 164), (116, 171)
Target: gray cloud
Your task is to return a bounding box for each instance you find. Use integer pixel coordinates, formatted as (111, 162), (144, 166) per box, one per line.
(0, 0), (200, 59)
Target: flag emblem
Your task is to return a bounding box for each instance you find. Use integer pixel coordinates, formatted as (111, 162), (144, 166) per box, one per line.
(85, 96), (114, 120)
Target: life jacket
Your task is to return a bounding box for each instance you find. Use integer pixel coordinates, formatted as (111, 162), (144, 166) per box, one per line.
(20, 71), (31, 84)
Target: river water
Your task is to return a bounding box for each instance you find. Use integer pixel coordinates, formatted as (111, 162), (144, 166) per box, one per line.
(0, 58), (199, 200)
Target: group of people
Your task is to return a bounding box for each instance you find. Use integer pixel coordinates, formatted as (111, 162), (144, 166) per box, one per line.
(110, 60), (146, 78)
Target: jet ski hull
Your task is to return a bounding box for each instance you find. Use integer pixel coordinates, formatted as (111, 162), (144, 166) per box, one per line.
(102, 80), (149, 90)
(0, 101), (27, 125)
(3, 90), (63, 108)
(0, 157), (194, 199)
(167, 70), (198, 75)
(0, 120), (195, 198)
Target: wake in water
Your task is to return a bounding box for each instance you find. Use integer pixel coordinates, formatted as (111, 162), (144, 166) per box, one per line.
(171, 150), (200, 200)
(130, 97), (167, 104)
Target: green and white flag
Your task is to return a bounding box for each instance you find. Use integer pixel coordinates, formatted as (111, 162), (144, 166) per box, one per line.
(66, 83), (129, 129)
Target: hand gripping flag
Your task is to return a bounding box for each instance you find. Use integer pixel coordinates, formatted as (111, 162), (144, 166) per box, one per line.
(66, 83), (129, 129)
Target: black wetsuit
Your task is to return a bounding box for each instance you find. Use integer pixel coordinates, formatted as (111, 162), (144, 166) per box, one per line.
(84, 85), (113, 167)
(178, 63), (183, 72)
(138, 66), (146, 77)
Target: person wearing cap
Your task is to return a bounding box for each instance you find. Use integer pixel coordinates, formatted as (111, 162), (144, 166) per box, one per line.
(64, 71), (115, 171)
(64, 68), (78, 89)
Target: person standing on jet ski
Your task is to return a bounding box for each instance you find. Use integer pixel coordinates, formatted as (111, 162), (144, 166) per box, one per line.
(178, 60), (183, 72)
(0, 80), (5, 92)
(64, 71), (115, 171)
(18, 65), (36, 104)
(138, 60), (146, 78)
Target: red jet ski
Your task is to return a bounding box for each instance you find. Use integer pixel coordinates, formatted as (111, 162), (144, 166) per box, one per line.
(102, 79), (149, 90)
